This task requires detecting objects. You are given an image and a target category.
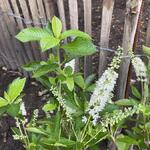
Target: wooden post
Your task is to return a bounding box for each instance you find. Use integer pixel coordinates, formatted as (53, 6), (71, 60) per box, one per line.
(68, 0), (79, 72)
(83, 0), (92, 78)
(117, 0), (143, 99)
(98, 0), (115, 77)
(57, 0), (67, 31)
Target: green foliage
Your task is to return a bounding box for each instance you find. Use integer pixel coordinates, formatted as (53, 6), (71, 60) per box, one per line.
(13, 16), (150, 150)
(16, 27), (50, 42)
(61, 37), (97, 57)
(0, 78), (26, 117)
(60, 29), (91, 40)
(143, 45), (150, 57)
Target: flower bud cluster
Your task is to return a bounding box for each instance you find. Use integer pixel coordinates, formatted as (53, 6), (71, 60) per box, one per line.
(50, 86), (72, 120)
(101, 106), (138, 132)
(131, 57), (147, 82)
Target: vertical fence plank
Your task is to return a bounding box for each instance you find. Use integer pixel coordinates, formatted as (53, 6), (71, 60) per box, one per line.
(43, 0), (55, 20)
(18, 0), (41, 61)
(98, 0), (115, 77)
(2, 0), (29, 70)
(27, 0), (43, 61)
(146, 20), (150, 46)
(0, 0), (24, 70)
(83, 0), (92, 78)
(117, 0), (143, 99)
(68, 0), (79, 72)
(57, 0), (67, 31)
(36, 0), (48, 60)
(11, 0), (34, 62)
(0, 15), (13, 69)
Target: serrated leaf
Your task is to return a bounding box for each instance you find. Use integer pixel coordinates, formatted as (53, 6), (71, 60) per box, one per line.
(4, 92), (11, 101)
(61, 37), (97, 57)
(26, 127), (48, 136)
(33, 64), (58, 78)
(0, 97), (8, 108)
(7, 104), (20, 117)
(40, 36), (60, 51)
(74, 75), (85, 89)
(37, 76), (51, 88)
(61, 29), (91, 40)
(7, 78), (26, 102)
(115, 99), (139, 106)
(64, 66), (73, 76)
(16, 27), (50, 42)
(66, 77), (74, 91)
(143, 45), (150, 57)
(41, 137), (76, 147)
(46, 21), (53, 35)
(116, 135), (138, 145)
(22, 62), (41, 72)
(42, 103), (57, 112)
(52, 16), (62, 38)
(85, 74), (96, 86)
(131, 86), (141, 99)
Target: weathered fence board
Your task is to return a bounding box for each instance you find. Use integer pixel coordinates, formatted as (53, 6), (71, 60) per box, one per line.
(83, 0), (92, 78)
(0, 0), (147, 99)
(117, 0), (143, 99)
(57, 0), (67, 31)
(98, 0), (115, 77)
(68, 0), (79, 72)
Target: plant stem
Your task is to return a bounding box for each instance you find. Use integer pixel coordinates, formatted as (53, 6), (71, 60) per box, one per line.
(81, 116), (91, 142)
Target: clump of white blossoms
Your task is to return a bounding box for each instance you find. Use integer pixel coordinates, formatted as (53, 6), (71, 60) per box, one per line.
(88, 47), (123, 125)
(131, 57), (147, 82)
(129, 49), (147, 82)
(20, 102), (27, 116)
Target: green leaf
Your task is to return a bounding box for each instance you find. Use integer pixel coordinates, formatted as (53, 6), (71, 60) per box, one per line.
(7, 104), (20, 117)
(0, 97), (8, 108)
(41, 137), (76, 147)
(46, 21), (53, 35)
(42, 103), (57, 112)
(116, 134), (136, 150)
(61, 29), (91, 40)
(22, 62), (41, 72)
(16, 27), (50, 42)
(64, 66), (73, 76)
(116, 135), (138, 145)
(131, 86), (141, 99)
(86, 84), (96, 92)
(52, 16), (62, 38)
(4, 92), (11, 101)
(26, 127), (48, 136)
(74, 75), (85, 89)
(56, 138), (76, 147)
(37, 76), (51, 88)
(61, 37), (97, 57)
(54, 111), (61, 139)
(7, 78), (26, 102)
(33, 64), (57, 78)
(143, 45), (150, 57)
(115, 99), (139, 106)
(66, 77), (74, 91)
(85, 74), (96, 86)
(40, 36), (60, 51)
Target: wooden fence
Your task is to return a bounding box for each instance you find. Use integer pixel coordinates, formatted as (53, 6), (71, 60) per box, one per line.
(0, 0), (149, 99)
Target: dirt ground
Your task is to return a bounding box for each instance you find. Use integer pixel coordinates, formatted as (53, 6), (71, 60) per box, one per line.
(0, 0), (150, 149)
